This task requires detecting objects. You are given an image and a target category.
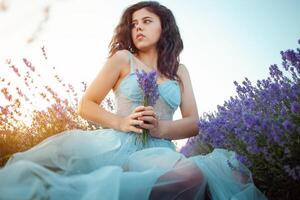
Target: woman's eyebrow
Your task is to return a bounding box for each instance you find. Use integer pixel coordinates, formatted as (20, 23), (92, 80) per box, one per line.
(132, 16), (153, 23)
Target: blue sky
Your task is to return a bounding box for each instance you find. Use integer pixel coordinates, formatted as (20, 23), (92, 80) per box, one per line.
(0, 0), (299, 147)
(165, 0), (300, 111)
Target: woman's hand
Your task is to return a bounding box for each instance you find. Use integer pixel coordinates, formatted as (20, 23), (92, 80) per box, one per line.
(119, 106), (145, 134)
(138, 106), (162, 138)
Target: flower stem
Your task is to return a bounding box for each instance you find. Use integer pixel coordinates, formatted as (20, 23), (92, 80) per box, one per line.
(141, 96), (149, 146)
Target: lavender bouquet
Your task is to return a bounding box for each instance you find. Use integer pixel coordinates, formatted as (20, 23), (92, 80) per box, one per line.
(135, 69), (160, 146)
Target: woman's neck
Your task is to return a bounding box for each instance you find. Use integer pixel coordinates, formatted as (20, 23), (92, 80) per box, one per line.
(135, 49), (158, 70)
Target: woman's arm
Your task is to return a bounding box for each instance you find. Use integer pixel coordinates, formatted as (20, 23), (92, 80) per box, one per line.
(77, 50), (143, 133)
(157, 64), (199, 140)
(140, 64), (199, 140)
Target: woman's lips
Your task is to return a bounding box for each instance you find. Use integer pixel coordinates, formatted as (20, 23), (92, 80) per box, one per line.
(136, 34), (145, 40)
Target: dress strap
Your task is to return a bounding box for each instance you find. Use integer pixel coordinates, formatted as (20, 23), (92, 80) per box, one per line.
(128, 51), (135, 73)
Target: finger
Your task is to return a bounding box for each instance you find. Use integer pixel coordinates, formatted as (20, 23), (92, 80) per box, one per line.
(130, 126), (143, 134)
(130, 119), (144, 126)
(144, 106), (154, 111)
(131, 112), (143, 119)
(140, 123), (154, 130)
(133, 106), (145, 113)
(141, 110), (155, 117)
(139, 116), (157, 124)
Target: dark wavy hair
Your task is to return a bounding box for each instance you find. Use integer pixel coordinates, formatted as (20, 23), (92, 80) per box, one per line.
(108, 1), (183, 81)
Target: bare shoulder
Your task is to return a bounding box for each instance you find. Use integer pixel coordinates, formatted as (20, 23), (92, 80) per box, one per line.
(81, 50), (131, 105)
(177, 63), (190, 79)
(109, 49), (130, 66)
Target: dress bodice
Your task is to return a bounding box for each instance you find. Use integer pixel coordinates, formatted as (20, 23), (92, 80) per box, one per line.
(114, 52), (181, 121)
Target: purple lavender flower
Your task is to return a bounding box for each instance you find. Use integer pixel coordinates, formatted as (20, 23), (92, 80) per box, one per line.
(135, 69), (160, 146)
(290, 101), (300, 113)
(135, 69), (159, 106)
(242, 112), (259, 129)
(235, 153), (252, 167)
(282, 119), (296, 132)
(284, 165), (299, 181)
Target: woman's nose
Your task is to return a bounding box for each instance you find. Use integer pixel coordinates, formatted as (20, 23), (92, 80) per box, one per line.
(135, 23), (143, 31)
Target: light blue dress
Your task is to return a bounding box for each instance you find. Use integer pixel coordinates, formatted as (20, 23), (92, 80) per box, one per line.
(0, 51), (267, 200)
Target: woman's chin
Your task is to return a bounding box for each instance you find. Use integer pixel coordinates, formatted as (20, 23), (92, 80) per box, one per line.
(135, 44), (154, 52)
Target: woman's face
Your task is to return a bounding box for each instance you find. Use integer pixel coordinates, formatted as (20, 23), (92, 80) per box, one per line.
(131, 8), (162, 52)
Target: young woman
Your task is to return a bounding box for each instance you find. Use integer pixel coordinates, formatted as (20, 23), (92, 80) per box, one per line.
(0, 1), (267, 199)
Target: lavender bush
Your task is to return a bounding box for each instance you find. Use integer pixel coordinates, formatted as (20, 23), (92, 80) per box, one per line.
(0, 46), (115, 166)
(135, 69), (159, 146)
(180, 39), (300, 199)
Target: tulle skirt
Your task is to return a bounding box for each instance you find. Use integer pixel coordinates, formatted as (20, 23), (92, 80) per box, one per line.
(0, 128), (267, 200)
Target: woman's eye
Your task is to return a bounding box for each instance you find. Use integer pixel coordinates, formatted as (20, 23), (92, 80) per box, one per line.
(130, 20), (151, 28)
